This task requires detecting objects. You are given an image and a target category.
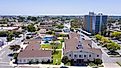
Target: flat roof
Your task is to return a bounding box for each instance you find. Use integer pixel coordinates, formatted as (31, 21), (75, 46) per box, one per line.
(0, 27), (19, 30)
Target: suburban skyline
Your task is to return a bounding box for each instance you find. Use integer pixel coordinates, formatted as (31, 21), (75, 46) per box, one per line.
(0, 0), (121, 15)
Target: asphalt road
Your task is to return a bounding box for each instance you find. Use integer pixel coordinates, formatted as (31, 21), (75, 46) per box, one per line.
(0, 42), (13, 68)
(0, 38), (22, 68)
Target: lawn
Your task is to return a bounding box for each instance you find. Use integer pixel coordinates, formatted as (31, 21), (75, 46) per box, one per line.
(41, 44), (52, 49)
(41, 43), (62, 49)
(56, 43), (62, 49)
(52, 51), (62, 65)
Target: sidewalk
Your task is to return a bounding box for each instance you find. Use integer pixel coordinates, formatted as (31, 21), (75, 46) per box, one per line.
(10, 63), (90, 68)
(104, 63), (121, 68)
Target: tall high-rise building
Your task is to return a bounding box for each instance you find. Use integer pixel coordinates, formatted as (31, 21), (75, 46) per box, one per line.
(83, 12), (108, 34)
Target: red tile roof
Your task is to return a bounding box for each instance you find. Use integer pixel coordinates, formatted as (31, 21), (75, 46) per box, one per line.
(18, 50), (52, 58)
(18, 39), (52, 58)
(64, 32), (102, 54)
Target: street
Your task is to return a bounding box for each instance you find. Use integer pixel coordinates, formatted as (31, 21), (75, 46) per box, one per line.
(0, 37), (23, 68)
(80, 32), (121, 68)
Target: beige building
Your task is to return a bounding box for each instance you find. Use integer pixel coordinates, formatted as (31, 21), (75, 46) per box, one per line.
(17, 39), (52, 64)
(64, 32), (102, 64)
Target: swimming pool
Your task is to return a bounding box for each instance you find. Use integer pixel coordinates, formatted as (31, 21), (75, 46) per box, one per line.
(42, 37), (53, 41)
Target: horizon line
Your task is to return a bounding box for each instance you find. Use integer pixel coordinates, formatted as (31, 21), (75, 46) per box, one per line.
(0, 14), (121, 16)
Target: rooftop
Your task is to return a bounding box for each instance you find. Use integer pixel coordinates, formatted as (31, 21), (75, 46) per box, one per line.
(18, 50), (52, 58)
(18, 39), (52, 58)
(64, 32), (102, 54)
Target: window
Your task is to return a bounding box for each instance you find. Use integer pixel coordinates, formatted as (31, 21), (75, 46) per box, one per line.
(79, 55), (82, 58)
(27, 59), (29, 61)
(74, 55), (77, 57)
(23, 59), (26, 62)
(69, 54), (71, 57)
(19, 59), (22, 62)
(84, 55), (86, 57)
(97, 55), (99, 57)
(89, 55), (91, 57)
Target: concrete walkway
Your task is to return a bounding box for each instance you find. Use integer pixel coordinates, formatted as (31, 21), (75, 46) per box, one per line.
(11, 64), (90, 68)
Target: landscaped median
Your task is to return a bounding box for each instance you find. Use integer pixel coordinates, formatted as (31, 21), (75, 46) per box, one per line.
(95, 34), (121, 56)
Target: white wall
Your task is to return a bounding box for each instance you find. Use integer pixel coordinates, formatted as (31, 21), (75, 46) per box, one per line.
(65, 50), (102, 62)
(18, 57), (52, 64)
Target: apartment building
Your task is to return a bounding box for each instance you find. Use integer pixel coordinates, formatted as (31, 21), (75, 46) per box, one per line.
(83, 12), (108, 34)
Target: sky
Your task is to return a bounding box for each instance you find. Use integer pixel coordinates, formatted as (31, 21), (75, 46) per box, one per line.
(0, 0), (121, 15)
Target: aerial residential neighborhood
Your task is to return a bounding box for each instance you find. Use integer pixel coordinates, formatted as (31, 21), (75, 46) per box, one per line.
(1, 0), (121, 68)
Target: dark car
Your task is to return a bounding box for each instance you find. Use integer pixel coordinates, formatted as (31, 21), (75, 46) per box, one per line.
(60, 66), (68, 68)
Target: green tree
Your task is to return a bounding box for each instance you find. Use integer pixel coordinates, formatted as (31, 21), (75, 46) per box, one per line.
(107, 42), (120, 53)
(27, 16), (37, 21)
(71, 19), (81, 28)
(56, 25), (64, 29)
(61, 56), (70, 64)
(7, 31), (14, 42)
(27, 24), (36, 32)
(101, 37), (110, 44)
(111, 31), (121, 39)
(9, 45), (21, 51)
(0, 31), (8, 37)
(95, 34), (102, 41)
(18, 16), (25, 22)
(46, 31), (55, 35)
(94, 59), (103, 66)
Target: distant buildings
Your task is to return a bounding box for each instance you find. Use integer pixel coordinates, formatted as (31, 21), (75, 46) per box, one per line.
(0, 26), (20, 31)
(83, 12), (108, 34)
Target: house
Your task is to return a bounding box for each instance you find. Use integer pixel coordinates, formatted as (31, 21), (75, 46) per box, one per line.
(63, 22), (71, 33)
(64, 32), (102, 65)
(0, 26), (20, 31)
(17, 39), (52, 64)
(39, 21), (55, 30)
(39, 29), (47, 34)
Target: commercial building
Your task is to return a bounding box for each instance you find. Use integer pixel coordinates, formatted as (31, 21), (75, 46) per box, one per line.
(17, 39), (52, 64)
(83, 12), (108, 34)
(64, 32), (102, 65)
